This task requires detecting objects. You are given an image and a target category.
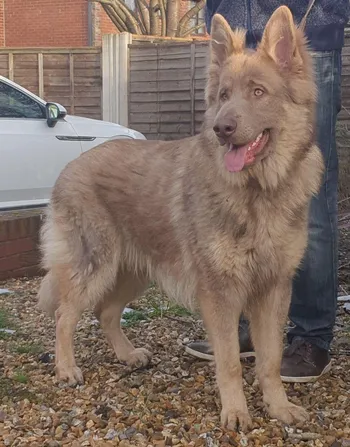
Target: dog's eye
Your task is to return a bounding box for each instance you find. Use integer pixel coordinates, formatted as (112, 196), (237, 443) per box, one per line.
(220, 91), (229, 101)
(254, 88), (264, 97)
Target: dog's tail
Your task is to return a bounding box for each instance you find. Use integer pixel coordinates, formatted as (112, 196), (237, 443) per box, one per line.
(37, 271), (59, 318)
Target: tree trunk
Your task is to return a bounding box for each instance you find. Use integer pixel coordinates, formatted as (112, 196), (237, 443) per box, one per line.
(159, 0), (166, 36)
(135, 0), (150, 34)
(149, 0), (158, 35)
(166, 0), (179, 37)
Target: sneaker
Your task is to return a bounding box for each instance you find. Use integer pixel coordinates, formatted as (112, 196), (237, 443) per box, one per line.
(280, 338), (332, 383)
(185, 323), (255, 361)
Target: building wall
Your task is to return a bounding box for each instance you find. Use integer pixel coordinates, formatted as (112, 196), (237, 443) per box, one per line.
(0, 210), (43, 281)
(93, 3), (118, 46)
(3, 0), (88, 47)
(0, 0), (204, 48)
(0, 0), (5, 46)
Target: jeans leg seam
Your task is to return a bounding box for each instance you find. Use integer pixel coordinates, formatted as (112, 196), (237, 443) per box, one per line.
(324, 51), (338, 329)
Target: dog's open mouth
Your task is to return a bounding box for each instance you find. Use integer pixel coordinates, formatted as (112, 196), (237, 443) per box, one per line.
(224, 130), (270, 173)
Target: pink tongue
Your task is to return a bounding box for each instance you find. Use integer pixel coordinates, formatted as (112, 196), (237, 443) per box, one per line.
(224, 145), (249, 172)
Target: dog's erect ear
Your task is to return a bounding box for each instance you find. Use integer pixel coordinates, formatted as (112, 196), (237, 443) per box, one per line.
(260, 6), (301, 69)
(210, 14), (245, 65)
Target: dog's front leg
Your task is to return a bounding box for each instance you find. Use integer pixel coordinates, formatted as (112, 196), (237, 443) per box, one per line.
(247, 280), (309, 424)
(199, 289), (252, 432)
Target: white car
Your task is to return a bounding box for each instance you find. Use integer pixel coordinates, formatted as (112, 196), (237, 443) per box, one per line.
(0, 76), (146, 210)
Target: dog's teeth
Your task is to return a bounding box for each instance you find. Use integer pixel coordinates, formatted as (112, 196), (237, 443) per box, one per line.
(255, 133), (262, 143)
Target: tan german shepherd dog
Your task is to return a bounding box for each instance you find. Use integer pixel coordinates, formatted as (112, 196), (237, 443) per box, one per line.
(37, 6), (323, 431)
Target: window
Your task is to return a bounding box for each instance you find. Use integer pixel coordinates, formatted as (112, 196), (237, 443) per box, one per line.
(0, 81), (45, 119)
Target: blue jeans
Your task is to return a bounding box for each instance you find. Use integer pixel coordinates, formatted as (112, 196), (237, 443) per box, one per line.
(287, 50), (342, 351)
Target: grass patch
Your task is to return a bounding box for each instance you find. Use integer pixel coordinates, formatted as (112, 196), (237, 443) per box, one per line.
(0, 307), (16, 339)
(16, 343), (44, 355)
(122, 309), (148, 327)
(166, 304), (193, 317)
(13, 369), (29, 384)
(0, 377), (39, 403)
(0, 307), (11, 329)
(122, 283), (195, 327)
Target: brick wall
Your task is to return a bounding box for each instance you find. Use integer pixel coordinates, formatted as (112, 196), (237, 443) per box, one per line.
(0, 0), (4, 46)
(93, 3), (118, 46)
(3, 0), (89, 47)
(99, 5), (118, 36)
(0, 209), (44, 281)
(0, 0), (204, 48)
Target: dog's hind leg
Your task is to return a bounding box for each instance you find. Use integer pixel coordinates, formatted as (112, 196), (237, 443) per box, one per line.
(246, 280), (309, 424)
(53, 266), (89, 386)
(94, 270), (152, 368)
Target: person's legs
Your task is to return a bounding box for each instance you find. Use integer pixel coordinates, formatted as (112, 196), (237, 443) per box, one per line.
(287, 50), (341, 348)
(280, 49), (342, 382)
(185, 50), (342, 383)
(185, 319), (255, 361)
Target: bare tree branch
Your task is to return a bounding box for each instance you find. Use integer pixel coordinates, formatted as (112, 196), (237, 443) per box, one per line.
(166, 0), (179, 37)
(149, 0), (159, 36)
(159, 0), (167, 36)
(135, 0), (150, 34)
(93, 0), (142, 34)
(177, 0), (205, 37)
(93, 0), (205, 37)
(181, 21), (206, 37)
(102, 3), (128, 32)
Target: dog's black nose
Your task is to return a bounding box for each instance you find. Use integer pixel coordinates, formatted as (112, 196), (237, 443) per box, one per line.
(213, 119), (237, 139)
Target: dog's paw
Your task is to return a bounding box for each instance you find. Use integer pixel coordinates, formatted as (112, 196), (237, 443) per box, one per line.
(221, 407), (252, 433)
(55, 364), (84, 387)
(268, 402), (309, 425)
(123, 348), (152, 368)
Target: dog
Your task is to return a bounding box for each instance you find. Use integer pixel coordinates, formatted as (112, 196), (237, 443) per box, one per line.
(37, 6), (324, 431)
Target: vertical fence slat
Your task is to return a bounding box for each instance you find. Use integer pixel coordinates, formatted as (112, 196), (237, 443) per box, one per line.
(190, 42), (196, 136)
(8, 53), (13, 80)
(118, 33), (132, 127)
(38, 53), (44, 98)
(102, 35), (112, 122)
(113, 34), (119, 124)
(69, 52), (75, 115)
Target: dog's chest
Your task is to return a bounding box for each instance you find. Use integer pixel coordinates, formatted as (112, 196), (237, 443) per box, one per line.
(202, 196), (304, 281)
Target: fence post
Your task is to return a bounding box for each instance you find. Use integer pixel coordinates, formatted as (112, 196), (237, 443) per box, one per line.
(102, 32), (132, 127)
(190, 42), (196, 136)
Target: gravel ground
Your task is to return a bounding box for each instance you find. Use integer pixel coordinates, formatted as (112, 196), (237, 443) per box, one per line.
(0, 234), (349, 446)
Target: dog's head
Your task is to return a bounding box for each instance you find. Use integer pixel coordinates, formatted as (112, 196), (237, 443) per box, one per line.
(205, 6), (316, 175)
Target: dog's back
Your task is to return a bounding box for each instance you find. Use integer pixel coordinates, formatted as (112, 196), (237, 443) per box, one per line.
(37, 5), (323, 432)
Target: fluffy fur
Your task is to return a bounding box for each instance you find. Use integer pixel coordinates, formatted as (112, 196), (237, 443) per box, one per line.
(37, 6), (324, 432)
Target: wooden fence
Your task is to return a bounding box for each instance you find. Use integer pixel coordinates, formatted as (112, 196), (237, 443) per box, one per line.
(126, 31), (350, 140)
(0, 48), (102, 120)
(128, 40), (207, 140)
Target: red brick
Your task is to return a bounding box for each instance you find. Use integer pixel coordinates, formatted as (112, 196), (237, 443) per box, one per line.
(0, 249), (40, 273)
(0, 214), (42, 242)
(0, 0), (4, 46)
(4, 0), (89, 47)
(0, 210), (43, 279)
(0, 264), (43, 281)
(1, 0), (205, 48)
(0, 237), (36, 258)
